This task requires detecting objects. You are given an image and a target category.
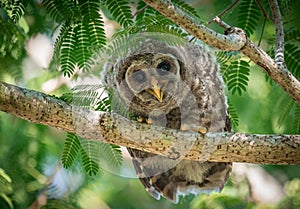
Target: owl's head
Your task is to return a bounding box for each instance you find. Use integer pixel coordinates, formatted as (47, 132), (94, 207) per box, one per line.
(124, 53), (181, 103)
(110, 46), (195, 118)
(102, 34), (212, 118)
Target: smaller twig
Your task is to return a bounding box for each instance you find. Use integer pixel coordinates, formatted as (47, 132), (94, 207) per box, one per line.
(208, 0), (240, 24)
(257, 17), (267, 47)
(212, 16), (231, 30)
(255, 0), (274, 23)
(133, 5), (148, 18)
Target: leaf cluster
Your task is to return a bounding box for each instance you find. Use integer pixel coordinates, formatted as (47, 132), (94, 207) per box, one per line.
(61, 85), (122, 176)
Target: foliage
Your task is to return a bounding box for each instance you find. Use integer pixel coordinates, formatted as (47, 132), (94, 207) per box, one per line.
(0, 0), (300, 208)
(237, 0), (262, 36)
(0, 168), (13, 208)
(60, 85), (122, 176)
(227, 99), (239, 131)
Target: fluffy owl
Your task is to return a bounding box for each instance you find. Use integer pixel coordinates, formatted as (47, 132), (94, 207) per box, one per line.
(102, 34), (232, 203)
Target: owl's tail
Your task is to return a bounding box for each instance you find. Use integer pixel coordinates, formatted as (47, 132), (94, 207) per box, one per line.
(128, 148), (232, 203)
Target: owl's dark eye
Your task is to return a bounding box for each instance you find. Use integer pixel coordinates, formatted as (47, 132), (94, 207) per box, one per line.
(157, 61), (170, 75)
(133, 70), (146, 83)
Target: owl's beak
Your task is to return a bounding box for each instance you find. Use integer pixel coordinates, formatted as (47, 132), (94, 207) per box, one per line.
(145, 77), (166, 102)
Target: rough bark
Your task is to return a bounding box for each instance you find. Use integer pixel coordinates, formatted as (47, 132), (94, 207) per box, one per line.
(142, 0), (300, 105)
(1, 82), (299, 165)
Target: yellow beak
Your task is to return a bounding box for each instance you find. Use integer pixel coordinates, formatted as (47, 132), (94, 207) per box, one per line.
(145, 77), (164, 102)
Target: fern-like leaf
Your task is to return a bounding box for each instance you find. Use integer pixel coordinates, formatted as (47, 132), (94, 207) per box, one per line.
(95, 96), (111, 112)
(104, 0), (133, 27)
(98, 143), (123, 169)
(225, 60), (250, 96)
(277, 95), (295, 126)
(293, 105), (300, 133)
(43, 0), (75, 22)
(0, 168), (13, 208)
(10, 0), (27, 23)
(49, 0), (106, 75)
(142, 14), (188, 38)
(172, 0), (200, 20)
(61, 133), (81, 169)
(237, 0), (261, 36)
(285, 43), (300, 78)
(135, 0), (158, 21)
(59, 24), (77, 77)
(80, 140), (100, 176)
(216, 51), (236, 65)
(275, 93), (299, 133)
(227, 100), (239, 131)
(75, 23), (93, 71)
(80, 0), (106, 49)
(71, 85), (109, 109)
(285, 28), (300, 42)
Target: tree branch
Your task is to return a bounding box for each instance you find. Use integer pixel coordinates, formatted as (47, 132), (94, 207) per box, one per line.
(1, 82), (299, 165)
(142, 0), (300, 105)
(268, 0), (285, 64)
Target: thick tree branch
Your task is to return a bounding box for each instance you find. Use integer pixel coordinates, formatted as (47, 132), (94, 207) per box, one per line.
(1, 82), (299, 165)
(142, 0), (300, 105)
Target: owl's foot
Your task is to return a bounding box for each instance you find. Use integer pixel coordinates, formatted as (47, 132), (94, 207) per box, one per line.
(137, 116), (144, 123)
(180, 124), (207, 135)
(136, 116), (153, 125)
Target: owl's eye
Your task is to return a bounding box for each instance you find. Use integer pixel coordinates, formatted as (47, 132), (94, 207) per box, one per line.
(157, 61), (170, 75)
(133, 70), (146, 83)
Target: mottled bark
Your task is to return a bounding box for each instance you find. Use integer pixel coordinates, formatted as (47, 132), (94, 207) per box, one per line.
(142, 0), (300, 105)
(1, 82), (299, 165)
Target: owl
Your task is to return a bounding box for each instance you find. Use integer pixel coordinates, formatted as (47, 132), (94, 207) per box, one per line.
(102, 33), (232, 203)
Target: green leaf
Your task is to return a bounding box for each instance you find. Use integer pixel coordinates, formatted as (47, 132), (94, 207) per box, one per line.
(237, 0), (261, 36)
(225, 60), (250, 96)
(285, 28), (300, 43)
(43, 0), (75, 22)
(95, 96), (111, 112)
(135, 0), (158, 21)
(276, 93), (300, 133)
(104, 0), (133, 27)
(79, 139), (123, 175)
(172, 0), (200, 20)
(227, 100), (239, 131)
(293, 105), (300, 133)
(49, 0), (106, 75)
(285, 43), (300, 78)
(75, 23), (93, 71)
(59, 23), (77, 77)
(11, 0), (27, 23)
(80, 0), (106, 48)
(80, 140), (100, 176)
(98, 143), (123, 169)
(61, 133), (81, 168)
(216, 51), (235, 66)
(71, 85), (110, 110)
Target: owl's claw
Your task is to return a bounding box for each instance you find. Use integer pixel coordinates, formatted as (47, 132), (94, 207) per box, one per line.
(136, 116), (153, 125)
(198, 126), (207, 135)
(137, 116), (144, 123)
(180, 124), (207, 135)
(146, 118), (153, 124)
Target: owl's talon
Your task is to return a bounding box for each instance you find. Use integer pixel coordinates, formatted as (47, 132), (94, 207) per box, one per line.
(146, 118), (153, 124)
(198, 127), (207, 135)
(180, 124), (207, 135)
(137, 116), (144, 123)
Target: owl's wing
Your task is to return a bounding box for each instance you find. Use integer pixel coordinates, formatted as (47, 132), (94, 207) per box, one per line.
(128, 148), (232, 203)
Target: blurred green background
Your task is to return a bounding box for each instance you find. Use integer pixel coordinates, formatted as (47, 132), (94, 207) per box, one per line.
(1, 0), (300, 208)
